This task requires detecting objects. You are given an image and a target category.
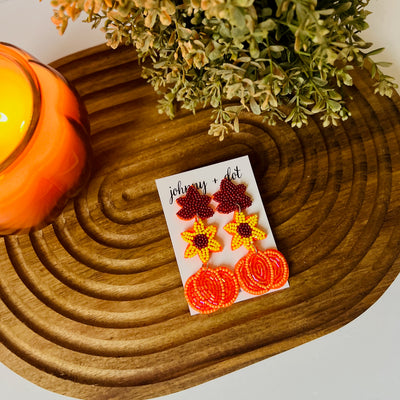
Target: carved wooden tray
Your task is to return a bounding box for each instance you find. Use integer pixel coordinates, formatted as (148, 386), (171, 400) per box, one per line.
(1, 45), (400, 400)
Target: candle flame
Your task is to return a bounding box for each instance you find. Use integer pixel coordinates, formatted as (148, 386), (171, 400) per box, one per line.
(0, 112), (8, 122)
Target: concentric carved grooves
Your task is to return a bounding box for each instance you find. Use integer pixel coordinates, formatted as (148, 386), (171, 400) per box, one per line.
(1, 44), (400, 400)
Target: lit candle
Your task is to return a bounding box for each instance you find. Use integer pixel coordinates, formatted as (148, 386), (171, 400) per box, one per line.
(0, 43), (92, 235)
(0, 54), (34, 164)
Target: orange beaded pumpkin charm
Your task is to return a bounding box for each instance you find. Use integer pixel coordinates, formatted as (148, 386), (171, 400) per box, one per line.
(235, 249), (289, 295)
(184, 265), (239, 314)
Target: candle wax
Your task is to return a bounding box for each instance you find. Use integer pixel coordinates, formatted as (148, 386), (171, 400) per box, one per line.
(0, 55), (34, 164)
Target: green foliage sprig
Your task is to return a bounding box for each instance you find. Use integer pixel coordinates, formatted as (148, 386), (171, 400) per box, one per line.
(48, 0), (398, 139)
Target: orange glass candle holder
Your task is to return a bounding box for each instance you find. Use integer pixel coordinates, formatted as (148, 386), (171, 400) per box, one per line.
(0, 43), (92, 235)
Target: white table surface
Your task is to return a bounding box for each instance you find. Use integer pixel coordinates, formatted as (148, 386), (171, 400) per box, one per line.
(1, 1), (399, 399)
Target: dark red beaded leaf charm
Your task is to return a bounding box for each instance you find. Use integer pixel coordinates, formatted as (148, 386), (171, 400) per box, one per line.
(213, 178), (252, 214)
(176, 185), (214, 220)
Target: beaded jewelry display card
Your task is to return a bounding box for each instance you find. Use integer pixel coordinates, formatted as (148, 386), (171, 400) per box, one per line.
(156, 156), (289, 315)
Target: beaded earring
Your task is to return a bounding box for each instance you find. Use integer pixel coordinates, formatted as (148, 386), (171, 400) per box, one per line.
(176, 185), (239, 314)
(213, 178), (289, 295)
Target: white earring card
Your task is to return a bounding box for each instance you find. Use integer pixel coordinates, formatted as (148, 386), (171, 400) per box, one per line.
(156, 155), (289, 315)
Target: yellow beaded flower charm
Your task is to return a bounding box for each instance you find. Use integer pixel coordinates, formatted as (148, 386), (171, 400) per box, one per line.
(224, 211), (267, 251)
(181, 218), (221, 263)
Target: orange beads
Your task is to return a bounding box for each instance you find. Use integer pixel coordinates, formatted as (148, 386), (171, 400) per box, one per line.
(235, 249), (289, 295)
(235, 251), (274, 295)
(265, 249), (290, 289)
(184, 266), (239, 314)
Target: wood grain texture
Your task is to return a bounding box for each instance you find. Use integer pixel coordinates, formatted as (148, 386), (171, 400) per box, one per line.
(1, 44), (400, 400)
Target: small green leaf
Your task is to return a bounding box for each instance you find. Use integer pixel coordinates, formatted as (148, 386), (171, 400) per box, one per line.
(269, 45), (285, 52)
(233, 116), (240, 132)
(250, 97), (261, 115)
(376, 61), (392, 68)
(366, 47), (385, 57)
(327, 99), (341, 112)
(342, 73), (353, 86)
(258, 19), (277, 31)
(312, 77), (328, 87)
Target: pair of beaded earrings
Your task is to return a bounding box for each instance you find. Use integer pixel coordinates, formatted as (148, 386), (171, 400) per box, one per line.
(176, 178), (289, 314)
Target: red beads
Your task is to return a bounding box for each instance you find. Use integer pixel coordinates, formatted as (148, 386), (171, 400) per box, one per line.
(184, 266), (240, 314)
(176, 185), (214, 220)
(213, 178), (252, 214)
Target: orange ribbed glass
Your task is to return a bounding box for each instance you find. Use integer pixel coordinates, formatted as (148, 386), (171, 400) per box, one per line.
(0, 43), (92, 235)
